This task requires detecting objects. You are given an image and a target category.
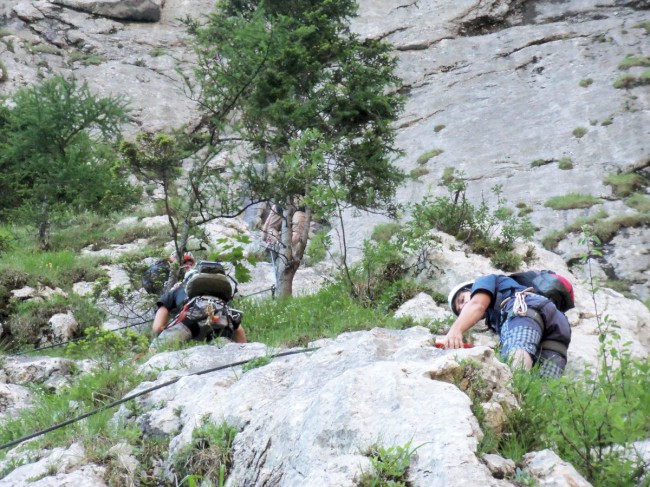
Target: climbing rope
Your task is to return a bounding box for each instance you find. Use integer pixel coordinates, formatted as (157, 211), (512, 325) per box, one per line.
(0, 347), (319, 452)
(512, 288), (535, 317)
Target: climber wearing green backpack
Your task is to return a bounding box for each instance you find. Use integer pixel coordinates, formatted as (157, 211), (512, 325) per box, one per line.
(442, 271), (573, 377)
(150, 261), (247, 349)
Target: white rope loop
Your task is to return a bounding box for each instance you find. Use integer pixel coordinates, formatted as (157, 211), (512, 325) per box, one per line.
(512, 289), (529, 316)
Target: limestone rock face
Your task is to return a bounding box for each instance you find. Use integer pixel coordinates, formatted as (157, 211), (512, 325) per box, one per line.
(52, 0), (164, 22)
(127, 328), (513, 486)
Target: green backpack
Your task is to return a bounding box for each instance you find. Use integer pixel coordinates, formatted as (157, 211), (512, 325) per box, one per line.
(184, 261), (235, 301)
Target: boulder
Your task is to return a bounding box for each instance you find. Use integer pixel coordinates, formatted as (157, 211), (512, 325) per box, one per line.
(49, 312), (78, 341)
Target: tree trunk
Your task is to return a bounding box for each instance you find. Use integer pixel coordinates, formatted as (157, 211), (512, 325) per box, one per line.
(274, 204), (311, 297)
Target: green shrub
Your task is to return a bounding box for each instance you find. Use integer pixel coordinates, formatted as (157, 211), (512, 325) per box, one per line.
(604, 171), (647, 197)
(557, 157), (573, 170)
(634, 20), (650, 33)
(410, 172), (533, 270)
(544, 193), (601, 210)
(7, 294), (105, 348)
(601, 117), (613, 126)
(29, 43), (60, 55)
(572, 127), (587, 138)
(433, 124), (446, 133)
(579, 78), (593, 87)
(416, 149), (443, 165)
(305, 230), (330, 265)
(613, 74), (637, 89)
(499, 343), (650, 486)
(171, 419), (238, 485)
(618, 55), (650, 70)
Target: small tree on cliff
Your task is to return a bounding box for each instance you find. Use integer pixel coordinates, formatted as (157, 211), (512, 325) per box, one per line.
(0, 75), (138, 249)
(186, 0), (405, 296)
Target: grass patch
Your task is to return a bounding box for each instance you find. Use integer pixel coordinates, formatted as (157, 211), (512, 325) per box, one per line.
(613, 74), (637, 89)
(171, 419), (238, 486)
(557, 157), (574, 170)
(0, 363), (147, 455)
(640, 69), (650, 85)
(579, 78), (593, 87)
(572, 127), (587, 138)
(416, 149), (443, 165)
(626, 193), (650, 213)
(28, 43), (61, 55)
(371, 222), (404, 243)
(433, 124), (446, 133)
(235, 285), (409, 347)
(618, 55), (650, 70)
(544, 193), (601, 210)
(410, 167), (430, 179)
(531, 159), (551, 168)
(634, 20), (650, 34)
(604, 172), (648, 198)
(601, 117), (613, 126)
(149, 47), (166, 57)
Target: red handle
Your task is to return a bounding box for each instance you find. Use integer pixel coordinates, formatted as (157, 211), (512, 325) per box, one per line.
(434, 342), (475, 349)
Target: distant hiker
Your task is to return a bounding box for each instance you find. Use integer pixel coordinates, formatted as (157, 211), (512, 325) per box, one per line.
(151, 261), (247, 349)
(442, 273), (572, 377)
(142, 251), (196, 295)
(261, 199), (307, 249)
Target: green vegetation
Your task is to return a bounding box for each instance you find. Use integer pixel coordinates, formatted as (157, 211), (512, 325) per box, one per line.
(371, 223), (404, 243)
(28, 43), (60, 55)
(172, 419), (238, 486)
(0, 75), (139, 249)
(149, 47), (166, 57)
(410, 170), (533, 271)
(604, 171), (648, 197)
(531, 159), (551, 168)
(613, 74), (638, 89)
(601, 116), (613, 126)
(557, 157), (574, 170)
(579, 78), (593, 87)
(416, 149), (444, 164)
(572, 127), (587, 138)
(237, 285), (409, 347)
(634, 20), (650, 34)
(618, 55), (650, 70)
(433, 124), (446, 132)
(305, 230), (331, 265)
(359, 439), (422, 487)
(544, 193), (601, 210)
(410, 167), (430, 179)
(184, 0), (406, 297)
(626, 193), (650, 213)
(0, 361), (148, 453)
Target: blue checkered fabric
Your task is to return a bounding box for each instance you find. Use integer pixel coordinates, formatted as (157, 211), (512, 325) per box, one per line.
(500, 317), (566, 378)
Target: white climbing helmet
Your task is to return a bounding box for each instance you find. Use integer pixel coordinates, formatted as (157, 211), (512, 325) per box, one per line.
(448, 280), (474, 316)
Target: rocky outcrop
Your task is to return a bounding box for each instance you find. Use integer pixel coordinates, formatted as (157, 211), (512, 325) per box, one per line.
(52, 0), (164, 22)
